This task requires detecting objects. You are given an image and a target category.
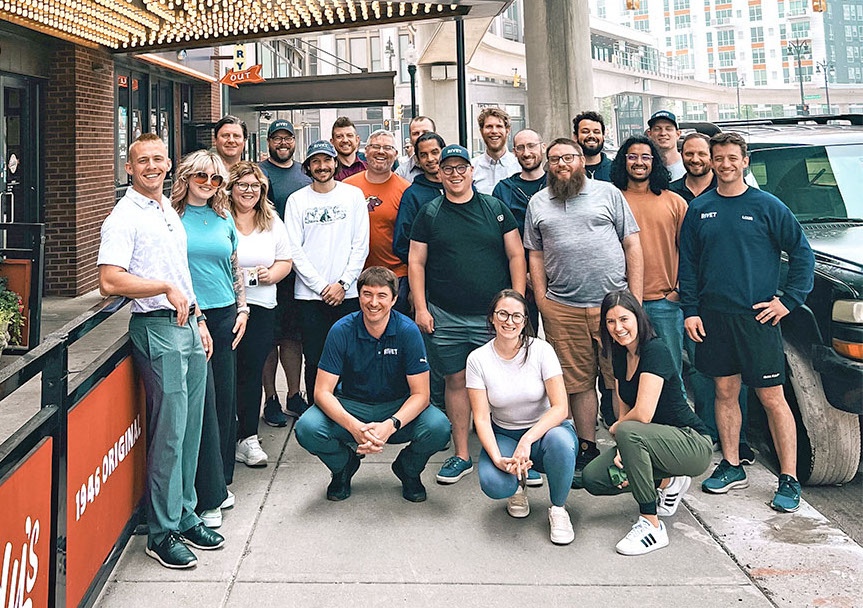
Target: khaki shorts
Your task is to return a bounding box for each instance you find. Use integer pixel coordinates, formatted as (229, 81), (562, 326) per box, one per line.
(539, 297), (614, 394)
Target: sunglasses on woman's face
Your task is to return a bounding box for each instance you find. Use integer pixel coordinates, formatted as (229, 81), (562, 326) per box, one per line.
(189, 172), (224, 187)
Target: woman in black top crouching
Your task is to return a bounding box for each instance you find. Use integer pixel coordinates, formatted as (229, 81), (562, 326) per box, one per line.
(582, 290), (712, 556)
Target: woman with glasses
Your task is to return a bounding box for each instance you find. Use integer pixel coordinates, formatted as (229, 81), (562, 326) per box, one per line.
(228, 162), (293, 469)
(172, 150), (248, 528)
(582, 290), (712, 556)
(466, 289), (577, 545)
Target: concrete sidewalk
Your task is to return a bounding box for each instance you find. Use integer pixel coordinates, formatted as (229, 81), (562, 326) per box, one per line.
(94, 417), (863, 608)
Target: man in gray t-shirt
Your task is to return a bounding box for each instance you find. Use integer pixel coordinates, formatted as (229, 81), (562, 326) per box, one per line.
(523, 137), (643, 482)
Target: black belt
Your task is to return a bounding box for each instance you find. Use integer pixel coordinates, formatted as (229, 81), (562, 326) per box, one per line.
(133, 306), (196, 318)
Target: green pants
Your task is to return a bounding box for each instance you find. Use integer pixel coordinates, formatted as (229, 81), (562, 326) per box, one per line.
(582, 421), (712, 515)
(130, 314), (207, 544)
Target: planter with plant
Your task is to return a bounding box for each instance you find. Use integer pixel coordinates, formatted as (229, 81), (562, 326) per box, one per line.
(0, 276), (25, 351)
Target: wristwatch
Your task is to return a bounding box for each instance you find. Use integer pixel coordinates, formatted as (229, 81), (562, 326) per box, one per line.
(338, 280), (349, 291)
(196, 313), (207, 323)
(237, 305), (250, 316)
(389, 416), (402, 431)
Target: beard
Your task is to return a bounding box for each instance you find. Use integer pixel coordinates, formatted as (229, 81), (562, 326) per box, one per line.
(685, 163), (712, 178)
(268, 143), (295, 162)
(579, 138), (604, 157)
(548, 167), (586, 201)
(518, 158), (542, 172)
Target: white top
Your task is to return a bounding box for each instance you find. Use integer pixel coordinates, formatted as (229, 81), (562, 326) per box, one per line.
(471, 150), (520, 195)
(97, 187), (197, 314)
(667, 158), (686, 181)
(395, 155), (422, 183)
(236, 216), (293, 309)
(284, 181), (370, 300)
(465, 338), (563, 430)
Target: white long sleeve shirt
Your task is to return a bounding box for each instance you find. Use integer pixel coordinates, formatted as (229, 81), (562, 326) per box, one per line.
(284, 181), (370, 301)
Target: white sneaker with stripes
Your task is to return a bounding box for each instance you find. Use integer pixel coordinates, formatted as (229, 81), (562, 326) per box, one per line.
(615, 516), (669, 556)
(656, 475), (692, 517)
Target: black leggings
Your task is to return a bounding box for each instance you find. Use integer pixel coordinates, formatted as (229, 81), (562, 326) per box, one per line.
(236, 304), (276, 439)
(297, 298), (359, 405)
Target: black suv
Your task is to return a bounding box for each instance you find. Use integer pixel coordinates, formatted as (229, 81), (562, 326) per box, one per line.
(683, 116), (863, 485)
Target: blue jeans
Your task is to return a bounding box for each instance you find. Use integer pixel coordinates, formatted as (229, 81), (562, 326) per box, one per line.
(478, 420), (577, 507)
(685, 337), (749, 443)
(643, 298), (686, 399)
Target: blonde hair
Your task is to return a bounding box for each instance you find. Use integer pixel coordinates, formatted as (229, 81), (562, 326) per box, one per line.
(227, 161), (274, 232)
(171, 150), (230, 218)
(477, 107), (511, 130)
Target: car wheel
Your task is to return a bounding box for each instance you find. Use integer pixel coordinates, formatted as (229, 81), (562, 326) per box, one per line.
(783, 339), (861, 485)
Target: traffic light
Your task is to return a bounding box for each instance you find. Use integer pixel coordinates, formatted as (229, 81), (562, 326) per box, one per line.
(513, 73), (521, 88)
(811, 0), (826, 12)
(384, 119), (391, 130)
(395, 104), (403, 120)
(626, 0), (640, 10)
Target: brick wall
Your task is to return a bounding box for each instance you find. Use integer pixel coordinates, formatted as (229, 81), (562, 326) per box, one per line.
(191, 59), (222, 149)
(44, 44), (115, 296)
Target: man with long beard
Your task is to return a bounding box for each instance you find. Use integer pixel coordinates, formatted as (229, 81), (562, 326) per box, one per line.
(524, 138), (643, 487)
(573, 111), (612, 182)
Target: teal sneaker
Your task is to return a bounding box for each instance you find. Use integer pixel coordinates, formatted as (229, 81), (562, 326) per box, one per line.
(770, 474), (801, 513)
(701, 459), (749, 494)
(525, 468), (543, 487)
(436, 456), (473, 484)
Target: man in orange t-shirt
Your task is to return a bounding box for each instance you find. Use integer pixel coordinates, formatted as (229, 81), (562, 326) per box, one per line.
(345, 129), (410, 313)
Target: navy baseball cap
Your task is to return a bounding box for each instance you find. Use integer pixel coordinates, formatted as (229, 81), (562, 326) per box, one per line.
(439, 145), (471, 164)
(648, 110), (678, 128)
(267, 119), (294, 137)
(305, 140), (337, 159)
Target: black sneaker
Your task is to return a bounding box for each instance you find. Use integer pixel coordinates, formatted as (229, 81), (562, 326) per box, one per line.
(739, 443), (757, 466)
(571, 443), (600, 489)
(262, 395), (289, 427)
(180, 523), (225, 550)
(327, 451), (361, 501)
(286, 393), (310, 419)
(392, 455), (427, 502)
(145, 532), (198, 569)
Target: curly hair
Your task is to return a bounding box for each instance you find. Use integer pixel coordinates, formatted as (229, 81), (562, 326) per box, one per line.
(227, 161), (274, 232)
(477, 107), (511, 130)
(609, 135), (670, 195)
(171, 149), (230, 218)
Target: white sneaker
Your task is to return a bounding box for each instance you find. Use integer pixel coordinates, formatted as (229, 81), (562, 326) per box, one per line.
(656, 476), (691, 517)
(615, 516), (669, 556)
(235, 435), (268, 467)
(199, 508), (222, 528)
(547, 506), (575, 545)
(506, 487), (530, 518)
(220, 490), (235, 510)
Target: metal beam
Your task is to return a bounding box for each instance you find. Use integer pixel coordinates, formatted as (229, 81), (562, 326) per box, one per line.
(456, 17), (468, 147)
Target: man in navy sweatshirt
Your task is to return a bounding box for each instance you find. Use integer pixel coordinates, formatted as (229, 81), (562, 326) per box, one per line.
(679, 131), (814, 513)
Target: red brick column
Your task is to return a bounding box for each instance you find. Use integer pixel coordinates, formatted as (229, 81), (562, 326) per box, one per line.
(44, 44), (115, 296)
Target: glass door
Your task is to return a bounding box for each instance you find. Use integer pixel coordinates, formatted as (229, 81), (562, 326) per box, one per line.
(1, 74), (39, 228)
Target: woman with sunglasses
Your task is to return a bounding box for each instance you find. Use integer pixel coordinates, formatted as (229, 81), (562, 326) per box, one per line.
(465, 289), (577, 545)
(227, 162), (293, 469)
(582, 290), (712, 556)
(172, 150), (248, 528)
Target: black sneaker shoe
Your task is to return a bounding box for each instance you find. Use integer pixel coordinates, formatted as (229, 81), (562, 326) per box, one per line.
(145, 532), (198, 569)
(285, 393), (310, 418)
(180, 523), (225, 550)
(738, 443), (757, 466)
(572, 443), (601, 489)
(262, 395), (289, 427)
(327, 451), (361, 501)
(392, 455), (427, 502)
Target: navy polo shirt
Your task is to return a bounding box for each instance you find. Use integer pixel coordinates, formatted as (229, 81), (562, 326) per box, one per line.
(318, 310), (430, 404)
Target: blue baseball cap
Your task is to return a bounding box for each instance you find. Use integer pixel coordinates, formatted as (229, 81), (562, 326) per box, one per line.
(267, 119), (294, 137)
(305, 140), (337, 159)
(648, 110), (678, 128)
(439, 144), (471, 164)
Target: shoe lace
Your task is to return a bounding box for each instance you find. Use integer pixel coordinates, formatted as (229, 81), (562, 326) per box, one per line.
(510, 491), (528, 508)
(548, 508), (571, 529)
(778, 476), (799, 497)
(625, 518), (652, 540)
(247, 436), (263, 451)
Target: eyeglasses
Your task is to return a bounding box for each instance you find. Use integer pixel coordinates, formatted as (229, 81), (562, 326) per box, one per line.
(189, 172), (224, 187)
(440, 164), (471, 176)
(494, 310), (526, 324)
(514, 142), (542, 153)
(366, 144), (397, 152)
(625, 153), (654, 162)
(234, 182), (262, 192)
(548, 154), (581, 165)
(269, 135), (295, 144)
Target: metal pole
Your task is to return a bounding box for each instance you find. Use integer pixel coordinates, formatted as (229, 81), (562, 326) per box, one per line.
(408, 64), (417, 118)
(824, 67), (831, 114)
(736, 80), (741, 119)
(456, 17), (468, 148)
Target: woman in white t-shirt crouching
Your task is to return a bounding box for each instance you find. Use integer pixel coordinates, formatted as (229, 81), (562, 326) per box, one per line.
(228, 162), (294, 467)
(466, 289), (577, 545)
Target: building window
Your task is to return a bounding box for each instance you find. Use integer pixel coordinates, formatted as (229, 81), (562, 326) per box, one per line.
(778, 1), (785, 17)
(790, 20), (810, 40)
(398, 33), (411, 83)
(752, 48), (765, 64)
(714, 7), (732, 22)
(597, 0), (607, 18)
(751, 26), (764, 43)
(717, 30), (735, 46)
(370, 36), (381, 72)
(676, 54), (693, 69)
(788, 0), (806, 16)
(675, 33), (693, 49)
(720, 71), (738, 86)
(753, 68), (767, 85)
(665, 16), (671, 31)
(675, 14), (691, 28)
(349, 37), (368, 72)
(673, 0), (691, 9)
(336, 38), (348, 73)
(635, 19), (651, 31)
(749, 3), (762, 21)
(719, 50), (736, 66)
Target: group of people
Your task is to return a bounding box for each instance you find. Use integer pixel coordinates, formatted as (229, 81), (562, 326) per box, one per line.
(97, 104), (814, 568)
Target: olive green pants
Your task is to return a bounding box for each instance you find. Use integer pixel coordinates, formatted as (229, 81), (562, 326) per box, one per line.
(582, 421), (712, 515)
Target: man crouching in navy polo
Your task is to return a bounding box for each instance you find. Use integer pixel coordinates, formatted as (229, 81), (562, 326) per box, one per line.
(295, 266), (451, 502)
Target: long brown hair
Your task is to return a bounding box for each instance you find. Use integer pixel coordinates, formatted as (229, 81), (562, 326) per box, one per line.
(171, 150), (230, 218)
(486, 289), (535, 365)
(227, 161), (274, 232)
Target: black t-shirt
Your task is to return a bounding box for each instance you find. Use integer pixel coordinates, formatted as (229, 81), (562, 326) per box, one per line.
(612, 338), (709, 435)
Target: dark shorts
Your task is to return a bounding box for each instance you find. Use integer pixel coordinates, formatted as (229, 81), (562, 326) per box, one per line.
(273, 273), (302, 342)
(694, 308), (786, 388)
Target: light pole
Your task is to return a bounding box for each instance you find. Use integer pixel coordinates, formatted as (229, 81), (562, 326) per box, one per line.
(405, 43), (418, 120)
(787, 38), (810, 114)
(384, 38), (395, 72)
(816, 60), (835, 114)
(735, 74), (745, 119)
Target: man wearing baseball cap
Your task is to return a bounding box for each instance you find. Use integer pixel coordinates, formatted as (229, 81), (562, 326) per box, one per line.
(646, 110), (686, 180)
(409, 144), (526, 484)
(283, 140), (369, 410)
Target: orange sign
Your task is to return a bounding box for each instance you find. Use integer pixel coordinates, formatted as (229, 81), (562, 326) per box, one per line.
(66, 357), (146, 607)
(0, 437), (53, 608)
(219, 64), (265, 89)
